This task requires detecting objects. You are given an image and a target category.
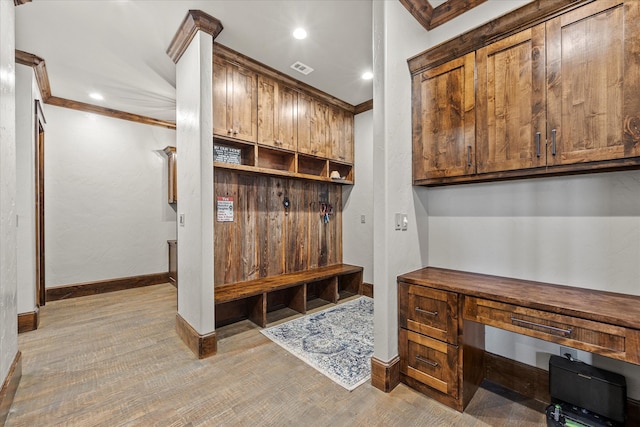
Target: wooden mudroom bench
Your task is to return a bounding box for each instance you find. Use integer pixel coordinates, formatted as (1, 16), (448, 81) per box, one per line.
(214, 264), (363, 328)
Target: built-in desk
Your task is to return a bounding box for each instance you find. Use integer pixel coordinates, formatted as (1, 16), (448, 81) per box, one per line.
(397, 267), (640, 412)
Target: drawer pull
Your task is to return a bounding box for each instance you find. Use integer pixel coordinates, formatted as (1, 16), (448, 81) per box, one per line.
(415, 307), (438, 317)
(416, 355), (439, 367)
(511, 317), (572, 336)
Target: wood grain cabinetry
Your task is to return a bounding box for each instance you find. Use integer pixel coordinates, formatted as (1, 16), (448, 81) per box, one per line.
(213, 55), (258, 143)
(257, 76), (297, 151)
(298, 93), (329, 158)
(412, 52), (475, 181)
(398, 267), (640, 412)
(213, 44), (355, 184)
(411, 0), (640, 186)
(398, 281), (483, 411)
(546, 0), (640, 166)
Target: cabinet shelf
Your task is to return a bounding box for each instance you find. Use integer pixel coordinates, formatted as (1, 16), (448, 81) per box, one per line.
(213, 161), (353, 185)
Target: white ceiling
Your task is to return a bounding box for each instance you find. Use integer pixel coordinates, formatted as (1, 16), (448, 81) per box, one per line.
(15, 0), (373, 122)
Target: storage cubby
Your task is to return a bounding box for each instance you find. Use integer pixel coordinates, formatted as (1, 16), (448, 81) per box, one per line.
(328, 161), (354, 183)
(297, 154), (328, 178)
(257, 146), (295, 173)
(214, 139), (256, 167)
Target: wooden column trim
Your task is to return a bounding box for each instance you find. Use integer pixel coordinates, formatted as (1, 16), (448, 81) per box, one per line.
(371, 355), (400, 392)
(46, 272), (171, 302)
(408, 0), (595, 74)
(0, 352), (22, 426)
(167, 10), (223, 64)
(354, 99), (373, 115)
(15, 50), (51, 101)
(399, 0), (433, 31)
(175, 313), (217, 359)
(17, 308), (39, 333)
(400, 0), (487, 32)
(14, 0), (31, 5)
(362, 282), (374, 298)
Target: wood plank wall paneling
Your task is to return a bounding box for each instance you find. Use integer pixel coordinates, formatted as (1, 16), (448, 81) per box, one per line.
(17, 308), (39, 334)
(0, 352), (22, 426)
(371, 355), (401, 392)
(167, 10), (223, 64)
(214, 170), (342, 286)
(175, 313), (217, 359)
(46, 272), (171, 301)
(484, 352), (640, 425)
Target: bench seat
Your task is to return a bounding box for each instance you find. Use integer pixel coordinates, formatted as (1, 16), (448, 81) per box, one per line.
(214, 263), (363, 327)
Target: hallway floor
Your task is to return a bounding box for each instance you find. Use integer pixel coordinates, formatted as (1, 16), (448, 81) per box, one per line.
(7, 284), (546, 426)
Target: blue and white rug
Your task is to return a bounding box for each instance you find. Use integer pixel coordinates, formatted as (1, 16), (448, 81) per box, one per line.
(261, 296), (374, 391)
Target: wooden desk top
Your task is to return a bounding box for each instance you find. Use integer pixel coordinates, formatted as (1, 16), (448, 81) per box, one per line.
(398, 267), (640, 330)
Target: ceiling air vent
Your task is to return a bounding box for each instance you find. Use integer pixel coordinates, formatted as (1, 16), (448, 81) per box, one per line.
(290, 61), (314, 75)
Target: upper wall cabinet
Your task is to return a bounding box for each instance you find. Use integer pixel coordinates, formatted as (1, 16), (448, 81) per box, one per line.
(410, 0), (640, 186)
(298, 93), (329, 158)
(412, 52), (475, 181)
(329, 106), (354, 164)
(546, 0), (640, 166)
(212, 44), (357, 184)
(476, 25), (546, 174)
(213, 55), (258, 143)
(257, 76), (297, 151)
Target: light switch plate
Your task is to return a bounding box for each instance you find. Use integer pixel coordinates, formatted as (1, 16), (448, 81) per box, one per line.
(395, 213), (402, 230)
(179, 213), (185, 227)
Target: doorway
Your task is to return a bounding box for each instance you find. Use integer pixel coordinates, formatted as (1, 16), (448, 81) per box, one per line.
(35, 99), (46, 306)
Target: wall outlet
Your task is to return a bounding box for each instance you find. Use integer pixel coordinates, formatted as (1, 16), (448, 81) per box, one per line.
(560, 346), (578, 361)
(361, 215), (366, 224)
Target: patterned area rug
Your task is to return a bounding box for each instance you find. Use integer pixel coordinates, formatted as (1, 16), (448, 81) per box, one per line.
(261, 296), (374, 391)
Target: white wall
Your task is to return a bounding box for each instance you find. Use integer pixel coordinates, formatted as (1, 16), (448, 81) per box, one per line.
(343, 110), (374, 284)
(371, 0), (431, 362)
(44, 105), (176, 287)
(0, 0), (18, 385)
(16, 64), (41, 314)
(175, 31), (215, 335)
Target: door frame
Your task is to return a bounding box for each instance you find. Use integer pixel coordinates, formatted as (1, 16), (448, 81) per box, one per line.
(35, 99), (46, 306)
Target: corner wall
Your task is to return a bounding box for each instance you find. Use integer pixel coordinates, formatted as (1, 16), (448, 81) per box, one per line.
(0, 0), (18, 386)
(343, 110), (373, 284)
(44, 105), (176, 288)
(15, 64), (41, 314)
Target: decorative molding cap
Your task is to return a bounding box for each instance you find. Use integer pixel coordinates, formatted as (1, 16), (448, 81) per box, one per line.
(354, 99), (373, 115)
(14, 0), (31, 5)
(400, 0), (487, 32)
(167, 10), (224, 64)
(15, 50), (52, 101)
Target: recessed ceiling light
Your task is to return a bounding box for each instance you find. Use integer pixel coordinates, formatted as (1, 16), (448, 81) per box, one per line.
(362, 71), (373, 80)
(293, 28), (307, 40)
(89, 92), (104, 101)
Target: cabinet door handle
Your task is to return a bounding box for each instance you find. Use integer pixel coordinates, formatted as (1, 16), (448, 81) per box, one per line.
(467, 146), (472, 166)
(551, 129), (557, 156)
(415, 307), (438, 317)
(416, 355), (439, 367)
(536, 132), (541, 158)
(510, 317), (572, 336)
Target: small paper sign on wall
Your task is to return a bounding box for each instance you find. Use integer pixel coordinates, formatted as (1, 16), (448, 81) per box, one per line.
(217, 196), (234, 222)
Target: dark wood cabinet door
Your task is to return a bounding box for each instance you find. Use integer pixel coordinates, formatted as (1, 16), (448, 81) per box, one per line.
(258, 76), (297, 151)
(547, 0), (640, 166)
(476, 24), (546, 173)
(413, 52), (476, 181)
(212, 55), (231, 138)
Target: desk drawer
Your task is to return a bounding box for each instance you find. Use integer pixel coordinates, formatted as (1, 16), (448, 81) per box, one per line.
(399, 328), (459, 398)
(463, 297), (628, 357)
(399, 282), (458, 344)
